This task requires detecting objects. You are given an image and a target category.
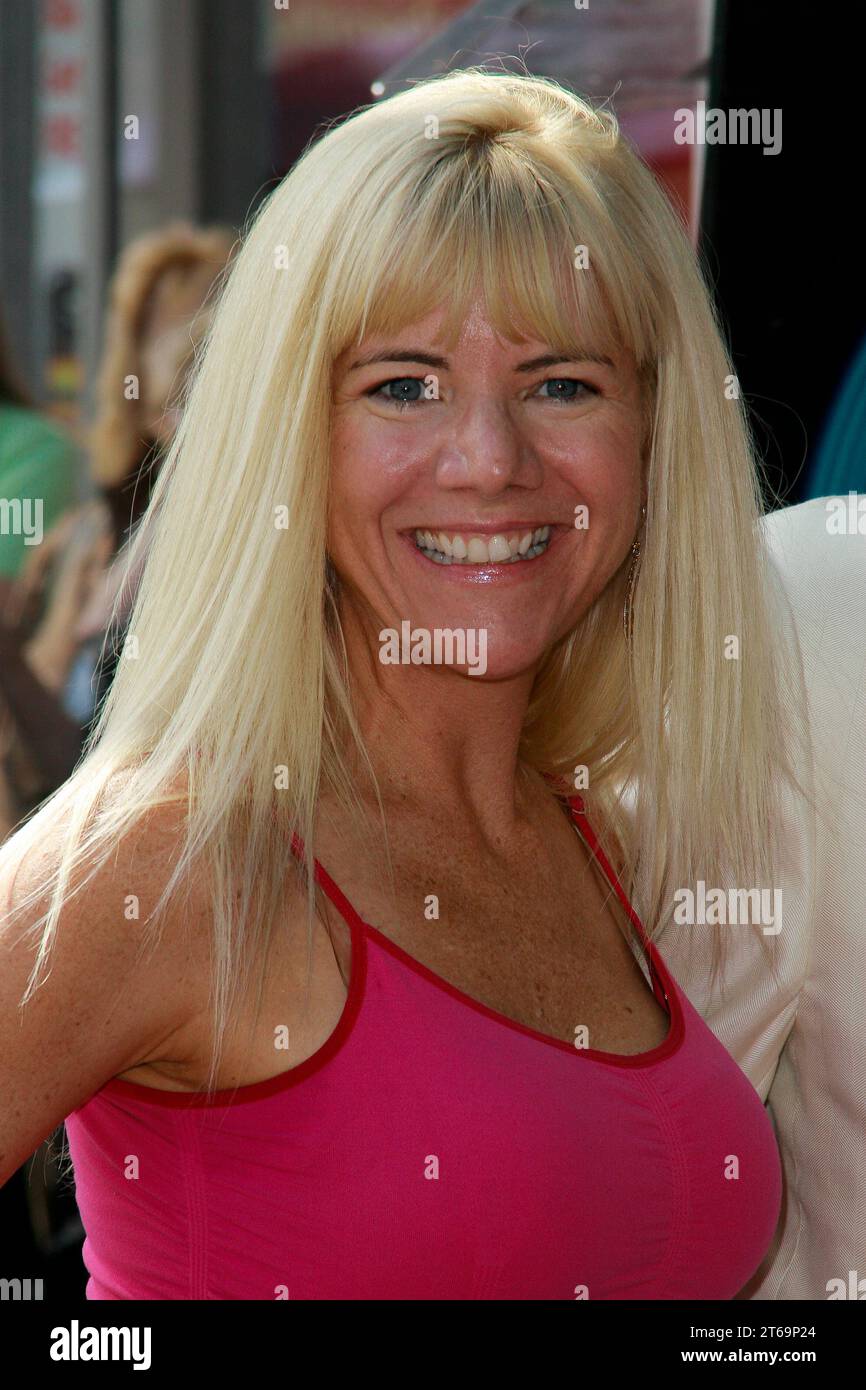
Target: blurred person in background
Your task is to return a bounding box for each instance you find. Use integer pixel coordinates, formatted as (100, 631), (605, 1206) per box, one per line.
(1, 223), (235, 835)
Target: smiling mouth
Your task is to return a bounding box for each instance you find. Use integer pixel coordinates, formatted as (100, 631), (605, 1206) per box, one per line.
(412, 526), (552, 565)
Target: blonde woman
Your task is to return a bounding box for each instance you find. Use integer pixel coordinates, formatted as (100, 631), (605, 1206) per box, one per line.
(0, 70), (859, 1301)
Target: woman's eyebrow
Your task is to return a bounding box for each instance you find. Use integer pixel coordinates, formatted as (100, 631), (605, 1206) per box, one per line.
(345, 349), (615, 372)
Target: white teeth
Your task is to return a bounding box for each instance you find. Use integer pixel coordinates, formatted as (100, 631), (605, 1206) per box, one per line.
(466, 537), (489, 562)
(412, 525), (553, 565)
(487, 534), (512, 562)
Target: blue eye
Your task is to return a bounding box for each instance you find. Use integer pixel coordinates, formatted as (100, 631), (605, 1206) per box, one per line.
(536, 378), (594, 402)
(367, 377), (427, 409)
(365, 374), (596, 410)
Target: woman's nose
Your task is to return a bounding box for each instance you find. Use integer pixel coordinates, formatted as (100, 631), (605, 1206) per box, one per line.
(433, 398), (542, 494)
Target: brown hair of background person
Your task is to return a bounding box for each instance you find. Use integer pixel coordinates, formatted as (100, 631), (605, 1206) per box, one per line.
(89, 222), (237, 553)
(1, 225), (236, 831)
(3, 223), (237, 753)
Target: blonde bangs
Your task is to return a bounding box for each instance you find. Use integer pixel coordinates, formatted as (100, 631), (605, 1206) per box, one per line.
(328, 127), (658, 374)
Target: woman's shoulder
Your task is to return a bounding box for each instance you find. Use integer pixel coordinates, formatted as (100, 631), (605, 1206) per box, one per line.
(761, 495), (866, 586)
(0, 770), (216, 1165)
(759, 495), (866, 957)
(664, 499), (866, 1092)
(1, 768), (200, 926)
(760, 492), (866, 752)
(761, 496), (866, 676)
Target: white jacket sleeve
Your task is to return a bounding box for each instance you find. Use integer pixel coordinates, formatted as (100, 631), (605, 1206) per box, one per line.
(659, 496), (866, 1299)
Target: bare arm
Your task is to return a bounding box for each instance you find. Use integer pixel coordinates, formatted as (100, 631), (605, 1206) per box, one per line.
(0, 789), (206, 1188)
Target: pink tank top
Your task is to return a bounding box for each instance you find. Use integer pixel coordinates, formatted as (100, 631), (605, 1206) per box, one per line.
(64, 795), (781, 1299)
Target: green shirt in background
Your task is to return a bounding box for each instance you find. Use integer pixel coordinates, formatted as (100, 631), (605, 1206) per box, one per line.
(0, 400), (79, 578)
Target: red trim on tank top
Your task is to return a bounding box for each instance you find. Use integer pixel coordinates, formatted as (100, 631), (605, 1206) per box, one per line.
(96, 790), (684, 1107)
(97, 852), (370, 1109)
(308, 793), (684, 1069)
(567, 793), (671, 1012)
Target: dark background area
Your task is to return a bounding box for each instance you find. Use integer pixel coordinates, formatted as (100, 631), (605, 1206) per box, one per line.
(699, 0), (862, 505)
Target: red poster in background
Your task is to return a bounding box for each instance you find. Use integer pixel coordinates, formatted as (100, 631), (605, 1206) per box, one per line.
(38, 0), (84, 194)
(37, 0), (86, 424)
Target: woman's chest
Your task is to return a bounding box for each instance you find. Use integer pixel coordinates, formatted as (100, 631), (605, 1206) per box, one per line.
(119, 812), (670, 1090)
(80, 1015), (781, 1302)
(313, 821), (672, 1056)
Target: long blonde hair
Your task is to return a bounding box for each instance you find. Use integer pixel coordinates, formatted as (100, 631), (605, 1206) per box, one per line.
(1, 68), (814, 1095)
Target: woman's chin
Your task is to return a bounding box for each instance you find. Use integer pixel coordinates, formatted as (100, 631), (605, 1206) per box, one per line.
(375, 622), (550, 682)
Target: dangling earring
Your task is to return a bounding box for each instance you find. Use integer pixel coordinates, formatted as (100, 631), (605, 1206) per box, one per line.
(623, 503), (647, 641)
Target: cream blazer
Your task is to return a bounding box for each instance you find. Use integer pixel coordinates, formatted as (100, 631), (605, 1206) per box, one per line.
(654, 496), (866, 1299)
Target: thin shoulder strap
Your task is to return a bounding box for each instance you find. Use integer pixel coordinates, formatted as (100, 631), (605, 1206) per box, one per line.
(566, 795), (649, 944)
(289, 828), (368, 936)
(565, 793), (669, 1009)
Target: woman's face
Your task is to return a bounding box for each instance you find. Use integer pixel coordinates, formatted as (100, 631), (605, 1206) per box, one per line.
(329, 295), (646, 680)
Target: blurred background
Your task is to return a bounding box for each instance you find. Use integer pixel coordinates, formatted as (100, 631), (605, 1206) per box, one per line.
(0, 0), (862, 1301)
